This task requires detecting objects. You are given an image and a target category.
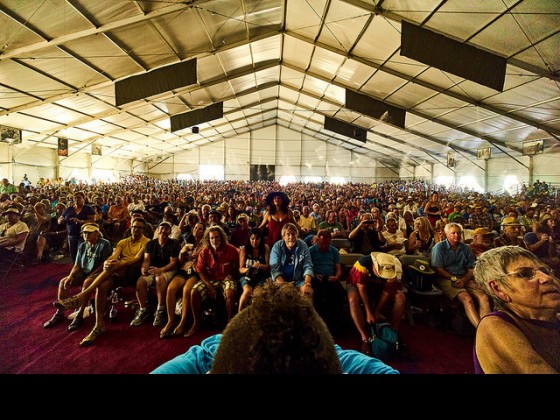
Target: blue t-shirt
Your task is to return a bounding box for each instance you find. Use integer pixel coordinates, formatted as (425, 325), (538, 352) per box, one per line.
(151, 334), (399, 374)
(309, 244), (340, 276)
(431, 239), (475, 276)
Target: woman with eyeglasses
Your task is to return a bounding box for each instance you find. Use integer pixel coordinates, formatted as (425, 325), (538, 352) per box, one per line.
(473, 246), (560, 373)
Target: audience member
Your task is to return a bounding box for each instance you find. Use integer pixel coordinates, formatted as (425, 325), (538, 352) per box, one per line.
(308, 229), (345, 335)
(259, 191), (297, 246)
(238, 227), (270, 311)
(473, 246), (560, 373)
(43, 223), (112, 331)
(347, 212), (386, 254)
(0, 206), (29, 260)
(346, 252), (405, 355)
(186, 225), (239, 337)
(61, 191), (95, 261)
(55, 217), (150, 346)
(130, 221), (180, 327)
(469, 228), (495, 258)
(160, 221), (205, 338)
(493, 217), (526, 248)
(431, 222), (491, 328)
(269, 223), (314, 297)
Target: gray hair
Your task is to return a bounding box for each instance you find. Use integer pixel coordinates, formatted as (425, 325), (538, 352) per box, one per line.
(281, 222), (299, 236)
(473, 246), (540, 310)
(444, 222), (463, 234)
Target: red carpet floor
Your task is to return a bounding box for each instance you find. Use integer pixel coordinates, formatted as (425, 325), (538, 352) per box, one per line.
(0, 261), (475, 374)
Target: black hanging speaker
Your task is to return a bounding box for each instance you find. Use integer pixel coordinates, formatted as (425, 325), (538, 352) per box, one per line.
(192, 126), (199, 134)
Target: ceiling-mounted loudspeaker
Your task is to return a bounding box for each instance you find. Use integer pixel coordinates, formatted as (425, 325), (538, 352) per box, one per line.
(192, 126), (199, 134)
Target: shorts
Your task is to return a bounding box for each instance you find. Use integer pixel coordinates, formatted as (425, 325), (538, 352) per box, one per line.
(174, 269), (199, 281)
(346, 281), (384, 301)
(239, 274), (267, 288)
(435, 276), (467, 300)
(138, 270), (177, 288)
(192, 277), (237, 301)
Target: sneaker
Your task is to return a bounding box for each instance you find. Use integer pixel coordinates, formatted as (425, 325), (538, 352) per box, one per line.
(43, 312), (64, 329)
(79, 326), (106, 347)
(153, 309), (166, 327)
(130, 308), (150, 326)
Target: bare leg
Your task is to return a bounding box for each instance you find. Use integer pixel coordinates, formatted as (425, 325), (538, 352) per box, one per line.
(390, 291), (405, 332)
(173, 276), (198, 335)
(93, 278), (114, 329)
(185, 288), (201, 337)
(161, 276), (185, 336)
(36, 235), (47, 259)
(154, 274), (168, 307)
(347, 288), (369, 342)
(225, 288), (236, 322)
(457, 291), (480, 328)
(238, 284), (253, 312)
(136, 277), (149, 308)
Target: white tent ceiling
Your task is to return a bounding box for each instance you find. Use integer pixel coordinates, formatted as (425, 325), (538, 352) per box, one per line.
(0, 0), (558, 168)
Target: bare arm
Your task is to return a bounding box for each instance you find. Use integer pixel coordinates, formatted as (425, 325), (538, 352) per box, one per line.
(476, 316), (558, 374)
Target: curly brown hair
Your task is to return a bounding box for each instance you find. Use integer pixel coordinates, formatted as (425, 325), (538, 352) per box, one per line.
(211, 281), (342, 374)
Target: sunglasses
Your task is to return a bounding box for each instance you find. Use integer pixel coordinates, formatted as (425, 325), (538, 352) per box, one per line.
(504, 265), (553, 280)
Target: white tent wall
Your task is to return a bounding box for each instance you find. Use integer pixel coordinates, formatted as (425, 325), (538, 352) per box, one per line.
(0, 143), (58, 185)
(225, 134), (250, 181)
(59, 152), (91, 183)
(533, 154), (560, 187)
(486, 156), (530, 193)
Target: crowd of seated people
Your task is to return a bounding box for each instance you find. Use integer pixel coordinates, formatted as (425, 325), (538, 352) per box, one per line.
(1, 174), (559, 359)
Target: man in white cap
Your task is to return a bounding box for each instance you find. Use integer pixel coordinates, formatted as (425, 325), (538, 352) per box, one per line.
(0, 206), (29, 259)
(346, 251), (405, 355)
(43, 223), (112, 332)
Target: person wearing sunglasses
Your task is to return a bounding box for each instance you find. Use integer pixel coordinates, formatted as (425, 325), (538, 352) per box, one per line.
(473, 246), (560, 373)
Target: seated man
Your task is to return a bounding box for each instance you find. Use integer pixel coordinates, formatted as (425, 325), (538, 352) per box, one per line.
(103, 196), (130, 243)
(493, 217), (526, 249)
(469, 227), (495, 258)
(318, 210), (346, 238)
(130, 221), (181, 328)
(347, 212), (386, 254)
(269, 223), (314, 297)
(347, 252), (406, 355)
(43, 223), (112, 332)
(186, 225), (239, 337)
(36, 202), (67, 262)
(0, 206), (29, 263)
(431, 222), (492, 329)
(308, 229), (345, 335)
(151, 282), (399, 374)
(55, 217), (150, 346)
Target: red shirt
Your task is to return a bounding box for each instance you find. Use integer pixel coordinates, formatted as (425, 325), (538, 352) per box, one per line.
(196, 243), (239, 281)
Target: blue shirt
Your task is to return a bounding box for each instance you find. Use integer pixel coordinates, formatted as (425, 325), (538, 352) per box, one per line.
(269, 239), (314, 285)
(431, 239), (475, 276)
(309, 244), (340, 276)
(151, 334), (399, 374)
(75, 238), (113, 274)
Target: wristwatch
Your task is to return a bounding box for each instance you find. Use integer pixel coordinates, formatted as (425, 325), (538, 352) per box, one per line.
(450, 276), (458, 282)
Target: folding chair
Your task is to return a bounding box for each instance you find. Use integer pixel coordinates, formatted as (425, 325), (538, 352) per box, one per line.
(0, 250), (26, 281)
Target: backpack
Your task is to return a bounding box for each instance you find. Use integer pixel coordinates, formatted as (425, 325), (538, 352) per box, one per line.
(370, 322), (399, 360)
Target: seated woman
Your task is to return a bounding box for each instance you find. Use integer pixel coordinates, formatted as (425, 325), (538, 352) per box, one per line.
(473, 246), (560, 373)
(238, 227), (271, 311)
(160, 221), (205, 338)
(406, 216), (435, 258)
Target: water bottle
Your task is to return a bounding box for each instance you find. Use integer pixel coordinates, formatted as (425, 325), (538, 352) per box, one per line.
(109, 290), (119, 322)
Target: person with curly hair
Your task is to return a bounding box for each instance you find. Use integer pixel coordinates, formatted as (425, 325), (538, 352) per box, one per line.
(152, 282), (399, 374)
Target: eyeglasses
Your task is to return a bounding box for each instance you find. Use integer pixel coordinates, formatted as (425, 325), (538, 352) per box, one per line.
(504, 265), (553, 280)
